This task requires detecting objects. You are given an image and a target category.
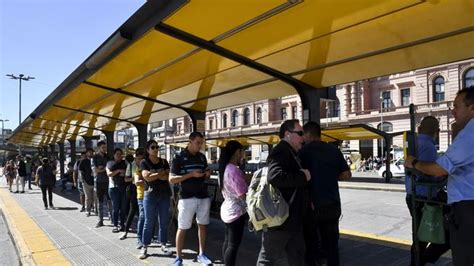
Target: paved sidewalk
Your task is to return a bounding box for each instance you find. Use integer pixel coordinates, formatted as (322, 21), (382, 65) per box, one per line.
(0, 182), (452, 265)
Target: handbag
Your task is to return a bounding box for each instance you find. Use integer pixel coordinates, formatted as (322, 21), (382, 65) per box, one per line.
(417, 203), (445, 244)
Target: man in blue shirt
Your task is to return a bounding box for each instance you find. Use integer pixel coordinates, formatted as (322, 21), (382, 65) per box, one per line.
(405, 116), (449, 265)
(406, 88), (474, 265)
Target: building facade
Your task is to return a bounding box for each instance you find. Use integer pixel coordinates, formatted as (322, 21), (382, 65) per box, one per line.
(149, 59), (474, 162)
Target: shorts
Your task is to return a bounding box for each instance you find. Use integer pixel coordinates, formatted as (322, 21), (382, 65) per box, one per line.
(177, 197), (211, 230)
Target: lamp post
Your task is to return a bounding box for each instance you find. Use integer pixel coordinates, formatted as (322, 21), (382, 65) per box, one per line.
(380, 96), (384, 158)
(6, 74), (35, 125)
(0, 119), (9, 145)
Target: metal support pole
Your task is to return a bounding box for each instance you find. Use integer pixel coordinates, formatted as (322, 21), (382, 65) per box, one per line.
(132, 123), (148, 148)
(384, 136), (392, 183)
(189, 111), (206, 135)
(409, 103), (420, 266)
(102, 131), (114, 157)
(299, 87), (321, 124)
(58, 142), (65, 178)
(68, 139), (76, 165)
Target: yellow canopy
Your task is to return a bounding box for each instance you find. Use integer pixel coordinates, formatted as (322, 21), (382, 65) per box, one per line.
(165, 124), (386, 148)
(8, 0), (474, 147)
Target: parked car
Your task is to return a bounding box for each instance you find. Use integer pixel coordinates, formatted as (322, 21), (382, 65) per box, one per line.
(378, 158), (405, 178)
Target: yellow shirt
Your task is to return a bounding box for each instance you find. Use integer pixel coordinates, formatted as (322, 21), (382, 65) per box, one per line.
(127, 162), (144, 199)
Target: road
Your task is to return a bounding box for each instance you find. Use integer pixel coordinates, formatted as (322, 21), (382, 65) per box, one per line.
(340, 188), (411, 241)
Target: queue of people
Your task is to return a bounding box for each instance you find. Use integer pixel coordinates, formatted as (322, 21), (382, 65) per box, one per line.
(3, 88), (471, 266)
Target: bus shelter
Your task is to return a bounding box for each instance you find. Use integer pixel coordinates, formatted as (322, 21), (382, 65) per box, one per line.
(6, 0), (474, 179)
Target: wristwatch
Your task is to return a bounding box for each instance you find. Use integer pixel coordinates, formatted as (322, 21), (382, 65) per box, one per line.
(412, 159), (418, 169)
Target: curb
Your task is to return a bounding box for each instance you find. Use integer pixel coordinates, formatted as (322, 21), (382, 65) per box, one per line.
(0, 188), (71, 265)
(339, 184), (405, 193)
(340, 229), (411, 248)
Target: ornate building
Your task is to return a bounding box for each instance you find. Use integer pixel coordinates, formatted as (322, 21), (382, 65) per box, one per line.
(148, 59), (474, 162)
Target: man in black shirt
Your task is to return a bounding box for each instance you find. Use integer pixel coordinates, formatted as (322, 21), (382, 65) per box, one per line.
(299, 122), (351, 266)
(80, 148), (97, 217)
(170, 132), (213, 266)
(92, 141), (111, 227)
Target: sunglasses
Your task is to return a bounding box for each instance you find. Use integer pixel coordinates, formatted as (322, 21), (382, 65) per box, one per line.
(289, 130), (304, 136)
(150, 146), (158, 150)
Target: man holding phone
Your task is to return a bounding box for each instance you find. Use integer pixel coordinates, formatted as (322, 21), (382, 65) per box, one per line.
(170, 132), (212, 266)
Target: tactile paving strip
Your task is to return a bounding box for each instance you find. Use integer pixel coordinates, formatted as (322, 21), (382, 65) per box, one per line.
(62, 245), (105, 265)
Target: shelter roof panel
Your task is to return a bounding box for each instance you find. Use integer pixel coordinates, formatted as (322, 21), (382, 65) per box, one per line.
(164, 0), (288, 40)
(56, 83), (112, 111)
(87, 31), (198, 88)
(219, 0), (420, 60)
(182, 80), (295, 112)
(131, 107), (188, 125)
(121, 50), (239, 98)
(219, 0), (474, 87)
(298, 31), (474, 87)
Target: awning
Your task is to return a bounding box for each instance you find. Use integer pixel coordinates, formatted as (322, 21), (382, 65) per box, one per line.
(165, 124), (388, 148)
(8, 0), (474, 147)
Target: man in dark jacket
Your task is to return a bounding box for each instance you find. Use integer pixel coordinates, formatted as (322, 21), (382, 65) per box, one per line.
(35, 158), (56, 209)
(257, 119), (311, 266)
(299, 122), (351, 266)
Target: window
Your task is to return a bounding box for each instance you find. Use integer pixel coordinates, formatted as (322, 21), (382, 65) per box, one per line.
(222, 113), (227, 128)
(243, 108), (250, 125)
(464, 68), (474, 89)
(280, 107), (287, 120)
(381, 91), (391, 109)
(256, 108), (262, 124)
(291, 106), (297, 119)
(231, 110), (239, 127)
(433, 76), (445, 102)
(209, 119), (213, 130)
(327, 100), (340, 118)
(401, 89), (410, 106)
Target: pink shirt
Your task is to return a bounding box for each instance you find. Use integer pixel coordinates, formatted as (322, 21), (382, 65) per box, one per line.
(220, 164), (248, 223)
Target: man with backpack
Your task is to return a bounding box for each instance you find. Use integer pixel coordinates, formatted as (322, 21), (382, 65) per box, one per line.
(257, 119), (311, 266)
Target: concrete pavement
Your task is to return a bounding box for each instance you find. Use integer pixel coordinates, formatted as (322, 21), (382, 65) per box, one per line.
(0, 172), (453, 265)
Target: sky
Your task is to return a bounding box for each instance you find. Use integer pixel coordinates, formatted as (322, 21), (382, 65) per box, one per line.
(0, 0), (145, 130)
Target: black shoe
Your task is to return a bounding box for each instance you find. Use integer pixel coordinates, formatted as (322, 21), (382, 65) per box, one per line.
(14, 191), (19, 193)
(49, 204), (54, 209)
(80, 207), (85, 212)
(21, 191), (25, 193)
(45, 206), (48, 210)
(95, 221), (104, 228)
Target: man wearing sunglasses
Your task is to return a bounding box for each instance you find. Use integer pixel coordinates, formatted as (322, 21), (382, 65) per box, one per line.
(257, 119), (311, 266)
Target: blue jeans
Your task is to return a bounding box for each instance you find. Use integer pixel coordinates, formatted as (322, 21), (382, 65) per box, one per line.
(109, 186), (127, 227)
(137, 199), (145, 245)
(142, 193), (170, 246)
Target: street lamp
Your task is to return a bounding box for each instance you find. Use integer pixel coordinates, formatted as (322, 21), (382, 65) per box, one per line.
(6, 74), (35, 125)
(0, 119), (9, 145)
(380, 96), (384, 158)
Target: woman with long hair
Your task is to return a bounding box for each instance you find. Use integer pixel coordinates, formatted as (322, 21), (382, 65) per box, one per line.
(219, 140), (248, 266)
(139, 140), (172, 259)
(5, 160), (16, 192)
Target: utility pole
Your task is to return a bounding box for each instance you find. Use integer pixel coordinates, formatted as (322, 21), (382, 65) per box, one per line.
(0, 119), (9, 145)
(6, 74), (35, 125)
